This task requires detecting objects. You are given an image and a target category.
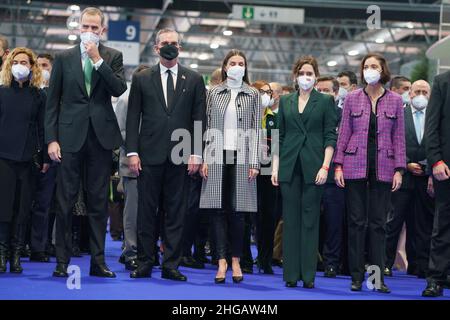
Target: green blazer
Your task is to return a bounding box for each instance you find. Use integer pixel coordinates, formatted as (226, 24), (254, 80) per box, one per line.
(278, 89), (337, 184)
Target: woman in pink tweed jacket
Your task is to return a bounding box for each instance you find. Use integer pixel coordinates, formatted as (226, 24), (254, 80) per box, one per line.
(333, 53), (406, 294)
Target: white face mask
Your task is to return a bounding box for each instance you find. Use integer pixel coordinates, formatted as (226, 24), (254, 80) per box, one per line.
(42, 69), (50, 82)
(297, 75), (315, 91)
(411, 95), (428, 111)
(363, 69), (381, 85)
(402, 91), (410, 104)
(226, 65), (245, 81)
(80, 31), (100, 45)
(338, 87), (348, 100)
(261, 93), (271, 108)
(11, 64), (30, 81)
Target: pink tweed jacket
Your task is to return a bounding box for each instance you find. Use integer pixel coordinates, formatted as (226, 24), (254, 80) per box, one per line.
(333, 88), (406, 183)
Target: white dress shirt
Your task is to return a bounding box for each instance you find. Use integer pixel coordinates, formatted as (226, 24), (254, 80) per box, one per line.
(159, 63), (178, 107)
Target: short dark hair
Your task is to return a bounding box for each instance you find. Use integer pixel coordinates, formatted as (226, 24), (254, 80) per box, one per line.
(337, 70), (358, 86)
(360, 53), (391, 85)
(292, 55), (320, 78)
(37, 53), (54, 63)
(133, 64), (150, 75)
(317, 76), (339, 93)
(282, 85), (295, 93)
(0, 35), (9, 51)
(390, 75), (411, 90)
(221, 49), (250, 84)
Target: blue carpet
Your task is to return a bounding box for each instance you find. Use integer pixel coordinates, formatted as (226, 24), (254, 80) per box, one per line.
(1, 237), (448, 300)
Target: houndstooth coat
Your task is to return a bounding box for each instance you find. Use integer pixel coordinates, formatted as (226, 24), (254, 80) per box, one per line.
(199, 82), (262, 213)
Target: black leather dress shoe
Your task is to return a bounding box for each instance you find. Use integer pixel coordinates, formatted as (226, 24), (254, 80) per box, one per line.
(384, 267), (393, 277)
(0, 255), (7, 273)
(125, 259), (138, 271)
(53, 263), (69, 277)
(161, 268), (187, 281)
(89, 264), (116, 278)
(324, 266), (337, 278)
(180, 256), (205, 269)
(351, 281), (362, 291)
(10, 252), (23, 273)
(376, 282), (391, 294)
(130, 265), (152, 278)
(258, 265), (274, 275)
(272, 259), (283, 267)
(30, 252), (50, 263)
(241, 265), (253, 274)
(303, 282), (315, 289)
(118, 255), (126, 264)
(285, 281), (297, 288)
(422, 282), (443, 297)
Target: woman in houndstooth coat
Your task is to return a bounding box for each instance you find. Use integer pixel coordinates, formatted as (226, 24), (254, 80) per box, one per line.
(199, 49), (262, 284)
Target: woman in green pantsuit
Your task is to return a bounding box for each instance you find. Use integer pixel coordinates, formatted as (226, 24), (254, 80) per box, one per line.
(272, 56), (337, 288)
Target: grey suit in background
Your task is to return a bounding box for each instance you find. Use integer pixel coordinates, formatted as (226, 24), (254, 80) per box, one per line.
(113, 86), (139, 262)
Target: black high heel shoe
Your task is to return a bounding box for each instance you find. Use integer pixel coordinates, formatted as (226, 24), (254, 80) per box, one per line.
(215, 262), (227, 284)
(232, 275), (244, 283)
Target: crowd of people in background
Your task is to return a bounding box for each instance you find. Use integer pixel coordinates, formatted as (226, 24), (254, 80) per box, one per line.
(1, 6), (450, 298)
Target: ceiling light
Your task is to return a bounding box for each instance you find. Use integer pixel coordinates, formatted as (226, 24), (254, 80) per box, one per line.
(69, 5), (80, 11)
(198, 53), (209, 61)
(375, 38), (385, 44)
(327, 60), (337, 67)
(210, 43), (219, 49)
(223, 30), (233, 36)
(348, 50), (359, 56)
(68, 34), (77, 41)
(190, 63), (198, 69)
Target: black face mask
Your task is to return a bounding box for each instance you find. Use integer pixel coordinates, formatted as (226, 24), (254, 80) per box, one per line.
(159, 44), (179, 61)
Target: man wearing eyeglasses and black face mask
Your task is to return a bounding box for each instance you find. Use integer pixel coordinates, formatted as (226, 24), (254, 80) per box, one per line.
(126, 28), (206, 281)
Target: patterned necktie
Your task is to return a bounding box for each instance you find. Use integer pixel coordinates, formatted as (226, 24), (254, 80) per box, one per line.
(166, 69), (175, 109)
(414, 110), (424, 144)
(84, 57), (93, 96)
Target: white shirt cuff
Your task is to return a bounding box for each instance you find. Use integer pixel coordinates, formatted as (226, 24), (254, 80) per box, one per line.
(93, 58), (104, 70)
(127, 152), (139, 157)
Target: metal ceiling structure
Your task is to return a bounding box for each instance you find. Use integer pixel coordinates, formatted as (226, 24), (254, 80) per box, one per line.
(0, 0), (443, 84)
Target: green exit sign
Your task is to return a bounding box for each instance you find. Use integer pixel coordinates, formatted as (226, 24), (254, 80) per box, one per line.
(242, 6), (254, 19)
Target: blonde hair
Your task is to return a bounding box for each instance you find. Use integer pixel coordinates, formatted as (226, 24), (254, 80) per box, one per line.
(0, 47), (43, 89)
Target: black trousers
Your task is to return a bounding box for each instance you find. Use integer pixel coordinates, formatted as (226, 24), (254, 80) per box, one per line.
(427, 178), (450, 283)
(182, 173), (203, 257)
(257, 173), (282, 268)
(345, 171), (391, 282)
(137, 160), (188, 269)
(410, 177), (435, 274)
(30, 163), (58, 253)
(385, 186), (417, 271)
(212, 151), (245, 260)
(322, 183), (345, 269)
(0, 158), (33, 254)
(55, 124), (112, 265)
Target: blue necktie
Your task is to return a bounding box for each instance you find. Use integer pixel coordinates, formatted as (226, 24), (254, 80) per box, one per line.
(414, 110), (424, 144)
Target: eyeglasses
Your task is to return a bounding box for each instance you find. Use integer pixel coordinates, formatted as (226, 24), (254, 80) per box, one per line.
(259, 89), (273, 95)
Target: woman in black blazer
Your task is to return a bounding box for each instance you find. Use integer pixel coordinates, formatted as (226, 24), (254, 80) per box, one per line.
(0, 47), (47, 274)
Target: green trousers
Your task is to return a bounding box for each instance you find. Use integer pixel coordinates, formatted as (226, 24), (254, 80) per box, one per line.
(280, 158), (323, 283)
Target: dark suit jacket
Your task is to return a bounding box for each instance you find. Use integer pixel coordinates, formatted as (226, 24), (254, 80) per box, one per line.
(402, 105), (429, 189)
(45, 43), (127, 153)
(278, 89), (337, 184)
(425, 71), (450, 166)
(0, 81), (46, 162)
(125, 64), (206, 166)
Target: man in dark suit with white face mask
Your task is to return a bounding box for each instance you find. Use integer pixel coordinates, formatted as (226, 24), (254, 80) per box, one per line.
(45, 7), (127, 278)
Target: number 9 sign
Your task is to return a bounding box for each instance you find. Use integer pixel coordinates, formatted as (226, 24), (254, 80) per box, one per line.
(126, 25), (137, 41)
